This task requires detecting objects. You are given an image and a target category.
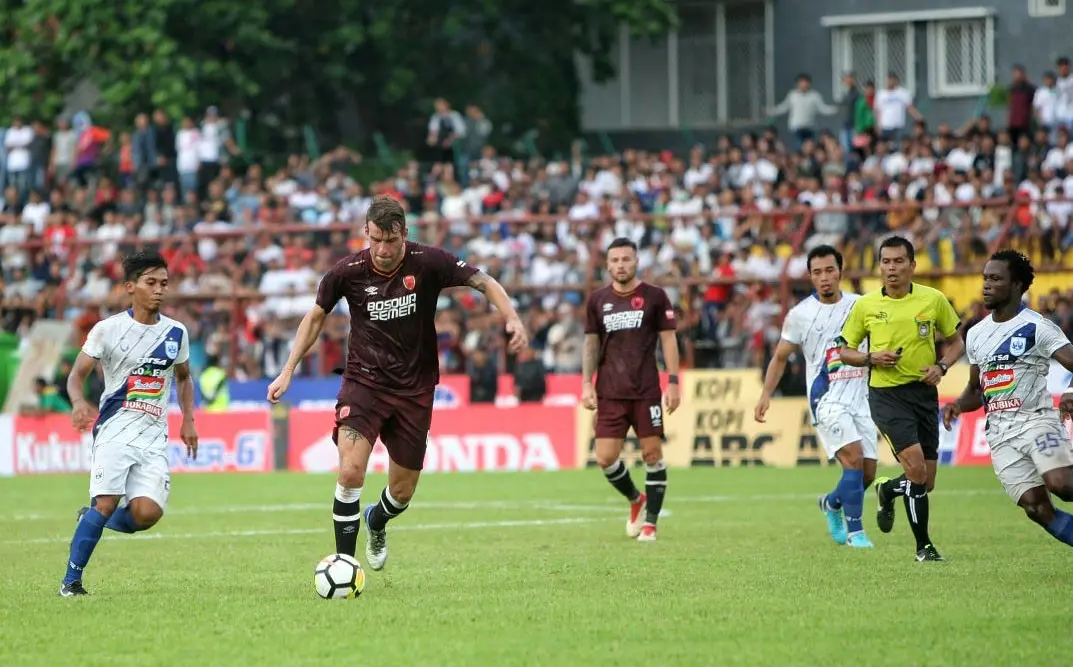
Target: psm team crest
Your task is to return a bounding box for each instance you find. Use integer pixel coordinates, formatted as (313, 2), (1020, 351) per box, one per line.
(631, 296), (645, 310)
(1010, 336), (1026, 356)
(403, 275), (416, 290)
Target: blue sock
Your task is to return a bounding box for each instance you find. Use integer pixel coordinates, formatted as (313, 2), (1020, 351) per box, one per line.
(836, 469), (865, 533)
(824, 491), (842, 510)
(1046, 509), (1073, 547)
(63, 508), (108, 585)
(104, 506), (143, 534)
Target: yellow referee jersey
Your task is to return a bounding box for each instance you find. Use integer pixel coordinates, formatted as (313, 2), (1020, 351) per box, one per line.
(839, 283), (961, 388)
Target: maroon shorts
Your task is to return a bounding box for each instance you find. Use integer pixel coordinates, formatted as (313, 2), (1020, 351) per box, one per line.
(594, 397), (665, 440)
(332, 380), (434, 470)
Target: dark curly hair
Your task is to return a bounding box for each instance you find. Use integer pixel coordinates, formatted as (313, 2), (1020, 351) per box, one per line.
(990, 249), (1035, 294)
(123, 251), (168, 282)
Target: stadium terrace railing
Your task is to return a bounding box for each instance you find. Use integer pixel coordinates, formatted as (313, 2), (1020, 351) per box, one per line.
(5, 195), (1073, 374)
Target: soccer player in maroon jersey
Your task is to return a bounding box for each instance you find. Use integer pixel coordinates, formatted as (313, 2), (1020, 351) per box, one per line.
(266, 195), (529, 571)
(583, 237), (681, 542)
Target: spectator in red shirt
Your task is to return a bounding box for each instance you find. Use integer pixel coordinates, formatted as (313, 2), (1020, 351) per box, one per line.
(1008, 65), (1037, 146)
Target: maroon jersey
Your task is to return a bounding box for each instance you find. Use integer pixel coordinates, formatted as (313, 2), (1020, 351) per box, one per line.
(315, 242), (478, 396)
(584, 282), (676, 400)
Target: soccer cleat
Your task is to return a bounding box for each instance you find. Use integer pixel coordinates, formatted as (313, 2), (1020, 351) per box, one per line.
(846, 531), (875, 549)
(818, 495), (848, 545)
(636, 523), (657, 542)
(915, 544), (945, 562)
(874, 476), (896, 533)
(627, 493), (647, 538)
(58, 581), (89, 597)
(363, 504), (388, 571)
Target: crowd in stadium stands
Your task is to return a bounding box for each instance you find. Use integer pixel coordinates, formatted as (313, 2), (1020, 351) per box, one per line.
(2, 60), (1073, 384)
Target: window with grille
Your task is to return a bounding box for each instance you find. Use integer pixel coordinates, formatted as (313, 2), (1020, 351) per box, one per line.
(1029, 0), (1066, 18)
(927, 19), (995, 97)
(830, 25), (914, 100)
(675, 0), (772, 126)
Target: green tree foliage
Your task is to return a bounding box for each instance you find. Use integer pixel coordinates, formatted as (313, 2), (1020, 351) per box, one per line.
(0, 0), (674, 151)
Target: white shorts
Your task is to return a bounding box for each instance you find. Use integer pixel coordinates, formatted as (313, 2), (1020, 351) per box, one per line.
(814, 402), (879, 461)
(89, 442), (171, 511)
(990, 421), (1073, 503)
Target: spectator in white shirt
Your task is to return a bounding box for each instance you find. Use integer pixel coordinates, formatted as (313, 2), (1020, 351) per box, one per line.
(50, 117), (77, 185)
(567, 190), (599, 221)
(4, 117), (34, 197)
(1044, 132), (1071, 173)
(197, 106), (230, 195)
(1035, 71), (1060, 141)
(874, 73), (922, 143)
(175, 116), (201, 198)
(20, 190), (50, 234)
(1056, 57), (1073, 131)
(683, 147), (712, 191)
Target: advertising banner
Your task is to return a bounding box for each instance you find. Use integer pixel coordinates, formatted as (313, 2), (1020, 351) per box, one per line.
(9, 410), (274, 475)
(0, 414), (12, 476)
(228, 374), (583, 410)
(287, 405), (577, 473)
(574, 370), (902, 468)
(227, 375), (470, 410)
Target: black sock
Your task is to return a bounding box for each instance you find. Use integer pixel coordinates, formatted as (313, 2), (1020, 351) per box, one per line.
(881, 474), (907, 502)
(332, 483), (362, 557)
(367, 488), (408, 532)
(903, 482), (932, 550)
(602, 460), (641, 502)
(644, 461), (667, 524)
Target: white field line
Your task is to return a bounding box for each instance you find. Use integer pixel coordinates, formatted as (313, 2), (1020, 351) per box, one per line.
(3, 517), (602, 545)
(3, 488), (1003, 523)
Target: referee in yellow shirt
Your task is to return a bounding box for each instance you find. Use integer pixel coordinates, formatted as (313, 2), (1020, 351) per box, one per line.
(837, 236), (964, 562)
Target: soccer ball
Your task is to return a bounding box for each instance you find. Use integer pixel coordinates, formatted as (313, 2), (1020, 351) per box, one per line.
(313, 553), (365, 599)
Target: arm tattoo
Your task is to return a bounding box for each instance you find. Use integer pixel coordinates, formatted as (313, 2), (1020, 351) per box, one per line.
(466, 271), (490, 294)
(582, 334), (600, 382)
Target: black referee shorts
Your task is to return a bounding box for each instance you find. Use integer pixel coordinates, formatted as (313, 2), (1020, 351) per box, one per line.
(868, 382), (940, 461)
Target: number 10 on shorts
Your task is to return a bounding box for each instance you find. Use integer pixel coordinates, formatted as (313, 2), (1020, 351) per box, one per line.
(649, 404), (663, 428)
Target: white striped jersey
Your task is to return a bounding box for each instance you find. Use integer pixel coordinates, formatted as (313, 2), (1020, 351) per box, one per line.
(965, 307), (1070, 442)
(82, 310), (190, 450)
(781, 292), (869, 422)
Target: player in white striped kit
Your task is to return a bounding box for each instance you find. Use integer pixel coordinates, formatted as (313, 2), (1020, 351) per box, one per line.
(59, 252), (199, 597)
(943, 250), (1073, 548)
(755, 245), (877, 548)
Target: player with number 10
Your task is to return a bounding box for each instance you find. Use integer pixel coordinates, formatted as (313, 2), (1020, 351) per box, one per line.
(582, 238), (680, 542)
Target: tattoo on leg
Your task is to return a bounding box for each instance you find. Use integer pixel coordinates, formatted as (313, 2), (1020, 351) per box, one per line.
(338, 426), (368, 448)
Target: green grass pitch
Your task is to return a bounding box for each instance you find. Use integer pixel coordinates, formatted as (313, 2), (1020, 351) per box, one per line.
(1, 466), (1070, 666)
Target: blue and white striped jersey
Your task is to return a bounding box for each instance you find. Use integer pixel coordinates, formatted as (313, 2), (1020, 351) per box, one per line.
(82, 310), (189, 450)
(781, 292), (869, 421)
